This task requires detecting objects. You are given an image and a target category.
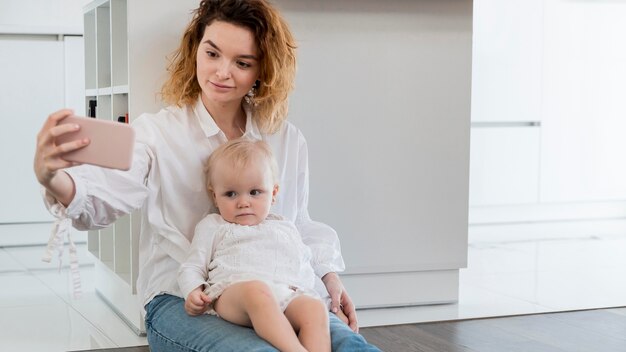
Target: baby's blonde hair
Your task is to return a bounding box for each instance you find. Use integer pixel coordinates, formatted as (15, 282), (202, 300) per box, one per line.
(204, 138), (279, 194)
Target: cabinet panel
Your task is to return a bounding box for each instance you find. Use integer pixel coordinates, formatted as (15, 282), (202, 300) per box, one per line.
(469, 127), (540, 206)
(540, 0), (626, 202)
(0, 39), (64, 223)
(286, 0), (471, 273)
(471, 0), (543, 123)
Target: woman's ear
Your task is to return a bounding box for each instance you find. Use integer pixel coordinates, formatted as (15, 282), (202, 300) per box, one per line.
(272, 184), (279, 204)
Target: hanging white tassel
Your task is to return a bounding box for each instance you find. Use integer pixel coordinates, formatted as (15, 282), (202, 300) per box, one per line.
(42, 204), (82, 298)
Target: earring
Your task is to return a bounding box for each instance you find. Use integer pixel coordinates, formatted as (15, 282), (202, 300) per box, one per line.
(244, 87), (255, 103)
(244, 80), (260, 106)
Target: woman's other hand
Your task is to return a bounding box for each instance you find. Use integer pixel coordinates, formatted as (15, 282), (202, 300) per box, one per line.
(34, 109), (87, 206)
(322, 272), (358, 332)
(184, 286), (212, 316)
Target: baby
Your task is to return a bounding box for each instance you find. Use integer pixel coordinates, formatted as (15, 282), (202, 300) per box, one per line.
(178, 138), (330, 352)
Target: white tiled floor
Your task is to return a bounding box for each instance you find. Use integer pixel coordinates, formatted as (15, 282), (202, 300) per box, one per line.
(0, 245), (146, 352)
(2, 220), (626, 351)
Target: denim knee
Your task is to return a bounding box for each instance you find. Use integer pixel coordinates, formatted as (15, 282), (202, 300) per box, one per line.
(329, 314), (381, 352)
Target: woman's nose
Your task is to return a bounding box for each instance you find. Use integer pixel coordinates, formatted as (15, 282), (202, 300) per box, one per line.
(216, 61), (232, 79)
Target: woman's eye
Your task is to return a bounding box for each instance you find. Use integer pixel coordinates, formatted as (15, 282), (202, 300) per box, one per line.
(237, 61), (251, 69)
(206, 51), (218, 58)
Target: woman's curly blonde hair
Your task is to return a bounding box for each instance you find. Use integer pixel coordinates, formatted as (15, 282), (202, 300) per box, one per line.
(160, 0), (297, 134)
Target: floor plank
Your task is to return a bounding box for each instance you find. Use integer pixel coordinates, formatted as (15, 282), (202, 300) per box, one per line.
(73, 308), (626, 352)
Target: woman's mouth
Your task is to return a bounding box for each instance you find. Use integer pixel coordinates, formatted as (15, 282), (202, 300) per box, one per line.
(211, 81), (234, 89)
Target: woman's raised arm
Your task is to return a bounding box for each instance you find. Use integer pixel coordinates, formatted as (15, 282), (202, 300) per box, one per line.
(33, 109), (89, 206)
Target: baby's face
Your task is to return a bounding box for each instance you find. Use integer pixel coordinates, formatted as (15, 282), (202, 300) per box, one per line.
(211, 155), (277, 226)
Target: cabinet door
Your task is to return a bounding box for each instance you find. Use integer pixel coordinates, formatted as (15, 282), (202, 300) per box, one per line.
(471, 0), (543, 123)
(469, 127), (541, 206)
(286, 0), (471, 274)
(0, 39), (64, 223)
(540, 0), (626, 202)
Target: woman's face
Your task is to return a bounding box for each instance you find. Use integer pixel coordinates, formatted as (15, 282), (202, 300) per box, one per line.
(196, 21), (260, 108)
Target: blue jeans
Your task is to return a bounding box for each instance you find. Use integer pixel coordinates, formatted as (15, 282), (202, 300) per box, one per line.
(145, 294), (381, 352)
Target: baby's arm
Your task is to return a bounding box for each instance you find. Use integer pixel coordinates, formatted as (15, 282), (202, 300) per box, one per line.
(177, 214), (223, 315)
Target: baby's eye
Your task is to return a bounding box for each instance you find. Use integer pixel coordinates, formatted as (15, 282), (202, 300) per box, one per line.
(250, 189), (262, 196)
(224, 191), (236, 198)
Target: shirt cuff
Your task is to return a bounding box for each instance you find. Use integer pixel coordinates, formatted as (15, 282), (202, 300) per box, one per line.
(61, 169), (88, 218)
(313, 264), (335, 280)
(180, 280), (208, 301)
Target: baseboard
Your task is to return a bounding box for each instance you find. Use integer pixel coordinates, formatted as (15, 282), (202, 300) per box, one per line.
(341, 270), (459, 309)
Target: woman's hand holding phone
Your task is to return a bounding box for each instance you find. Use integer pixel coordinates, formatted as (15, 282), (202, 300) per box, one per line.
(34, 109), (89, 206)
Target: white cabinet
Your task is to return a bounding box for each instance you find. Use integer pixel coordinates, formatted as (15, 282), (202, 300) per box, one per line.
(0, 39), (64, 224)
(469, 0), (626, 224)
(469, 0), (543, 208)
(0, 0), (85, 246)
(540, 0), (626, 203)
(471, 0), (543, 124)
(285, 0), (471, 308)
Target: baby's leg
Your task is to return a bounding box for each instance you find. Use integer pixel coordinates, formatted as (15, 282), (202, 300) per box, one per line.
(214, 280), (306, 352)
(284, 295), (331, 352)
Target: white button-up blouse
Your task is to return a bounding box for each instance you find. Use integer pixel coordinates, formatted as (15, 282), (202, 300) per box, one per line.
(43, 97), (345, 310)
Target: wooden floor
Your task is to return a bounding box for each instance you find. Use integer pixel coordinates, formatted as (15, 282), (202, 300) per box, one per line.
(74, 307), (626, 352)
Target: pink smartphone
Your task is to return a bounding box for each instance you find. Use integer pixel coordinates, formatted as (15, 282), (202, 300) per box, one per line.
(56, 115), (135, 171)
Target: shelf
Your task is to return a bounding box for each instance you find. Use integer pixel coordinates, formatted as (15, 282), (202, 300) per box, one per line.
(84, 85), (128, 96)
(112, 85), (129, 94)
(98, 87), (112, 95)
(85, 88), (98, 96)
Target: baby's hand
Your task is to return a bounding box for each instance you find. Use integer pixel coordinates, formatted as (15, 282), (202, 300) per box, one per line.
(184, 286), (212, 316)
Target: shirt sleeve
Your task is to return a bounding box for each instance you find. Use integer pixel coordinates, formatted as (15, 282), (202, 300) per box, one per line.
(177, 214), (222, 300)
(293, 132), (346, 278)
(42, 141), (152, 230)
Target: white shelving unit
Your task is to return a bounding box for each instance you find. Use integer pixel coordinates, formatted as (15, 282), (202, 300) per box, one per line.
(83, 0), (142, 334)
(84, 0), (200, 335)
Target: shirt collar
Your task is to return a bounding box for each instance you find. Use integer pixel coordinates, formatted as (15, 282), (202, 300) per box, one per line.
(193, 95), (262, 140)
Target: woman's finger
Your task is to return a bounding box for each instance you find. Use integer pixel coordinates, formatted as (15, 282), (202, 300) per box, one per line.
(38, 109), (74, 140)
(53, 137), (90, 157)
(341, 292), (359, 332)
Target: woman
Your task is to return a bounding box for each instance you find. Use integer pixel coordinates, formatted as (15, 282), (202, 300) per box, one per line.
(33, 0), (379, 351)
